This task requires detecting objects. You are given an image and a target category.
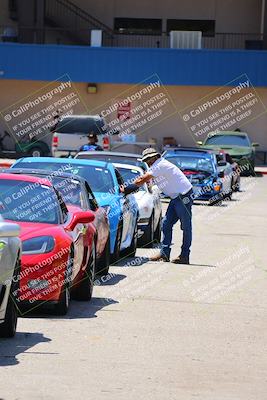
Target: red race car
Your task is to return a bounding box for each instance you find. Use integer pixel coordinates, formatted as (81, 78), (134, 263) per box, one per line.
(7, 168), (111, 277)
(0, 173), (96, 315)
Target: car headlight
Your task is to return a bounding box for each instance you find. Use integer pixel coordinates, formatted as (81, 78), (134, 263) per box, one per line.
(22, 236), (55, 255)
(0, 241), (7, 252)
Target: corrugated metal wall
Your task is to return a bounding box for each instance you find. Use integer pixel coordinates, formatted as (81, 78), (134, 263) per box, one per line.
(0, 43), (266, 86)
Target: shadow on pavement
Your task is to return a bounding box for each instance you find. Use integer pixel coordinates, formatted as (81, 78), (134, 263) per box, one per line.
(189, 263), (216, 268)
(113, 255), (149, 268)
(19, 297), (118, 320)
(94, 273), (126, 286)
(66, 297), (119, 319)
(0, 332), (51, 367)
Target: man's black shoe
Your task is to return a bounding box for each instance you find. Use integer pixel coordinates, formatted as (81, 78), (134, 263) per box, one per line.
(171, 256), (190, 265)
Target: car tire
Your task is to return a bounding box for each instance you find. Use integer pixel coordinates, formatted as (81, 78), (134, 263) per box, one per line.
(74, 241), (96, 301)
(111, 223), (123, 263)
(140, 214), (154, 248)
(28, 147), (43, 157)
(224, 187), (232, 201)
(0, 295), (18, 338)
(123, 222), (138, 257)
(53, 251), (73, 315)
(0, 256), (20, 338)
(234, 176), (241, 192)
(153, 213), (162, 244)
(96, 236), (110, 277)
(209, 193), (224, 206)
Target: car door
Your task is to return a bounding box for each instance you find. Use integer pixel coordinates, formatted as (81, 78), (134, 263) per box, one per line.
(84, 182), (107, 258)
(57, 191), (87, 281)
(149, 183), (162, 227)
(114, 169), (132, 246)
(216, 154), (233, 194)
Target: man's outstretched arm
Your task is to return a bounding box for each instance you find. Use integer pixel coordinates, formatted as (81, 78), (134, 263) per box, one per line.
(134, 172), (153, 186)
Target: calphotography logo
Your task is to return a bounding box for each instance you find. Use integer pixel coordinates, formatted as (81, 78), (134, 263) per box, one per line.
(179, 74), (266, 139)
(0, 74), (87, 151)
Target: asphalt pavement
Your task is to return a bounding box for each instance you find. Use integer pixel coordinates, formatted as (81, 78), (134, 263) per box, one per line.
(0, 176), (266, 400)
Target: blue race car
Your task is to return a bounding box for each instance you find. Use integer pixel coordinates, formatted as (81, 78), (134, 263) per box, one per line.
(12, 157), (139, 261)
(162, 148), (232, 205)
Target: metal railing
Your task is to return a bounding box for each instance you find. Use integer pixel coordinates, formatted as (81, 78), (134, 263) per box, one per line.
(45, 0), (113, 44)
(203, 33), (263, 50)
(0, 24), (263, 50)
(5, 0), (264, 49)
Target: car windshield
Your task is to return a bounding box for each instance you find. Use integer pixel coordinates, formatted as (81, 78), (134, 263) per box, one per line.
(166, 156), (214, 173)
(14, 162), (115, 194)
(205, 135), (250, 146)
(77, 153), (146, 169)
(0, 180), (60, 224)
(117, 167), (146, 192)
(50, 177), (84, 208)
(56, 117), (107, 135)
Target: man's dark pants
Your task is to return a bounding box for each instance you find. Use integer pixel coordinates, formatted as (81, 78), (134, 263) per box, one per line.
(160, 190), (193, 259)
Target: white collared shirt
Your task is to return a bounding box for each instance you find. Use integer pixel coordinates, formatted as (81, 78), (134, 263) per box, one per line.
(149, 157), (192, 199)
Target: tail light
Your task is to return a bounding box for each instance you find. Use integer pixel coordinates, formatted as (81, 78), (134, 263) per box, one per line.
(52, 134), (58, 147)
(103, 135), (110, 150)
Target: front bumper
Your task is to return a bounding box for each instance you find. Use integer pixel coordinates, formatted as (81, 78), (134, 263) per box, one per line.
(15, 251), (70, 307)
(192, 185), (222, 201)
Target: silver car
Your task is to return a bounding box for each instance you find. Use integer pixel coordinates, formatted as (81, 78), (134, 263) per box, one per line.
(0, 217), (21, 338)
(75, 151), (149, 172)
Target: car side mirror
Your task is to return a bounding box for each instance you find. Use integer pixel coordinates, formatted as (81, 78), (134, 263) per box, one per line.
(197, 141), (203, 145)
(252, 142), (259, 147)
(66, 211), (95, 231)
(218, 161), (227, 167)
(0, 222), (20, 237)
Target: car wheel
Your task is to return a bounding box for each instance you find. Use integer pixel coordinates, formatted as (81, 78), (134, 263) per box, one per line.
(0, 295), (17, 338)
(209, 193), (224, 206)
(28, 147), (43, 157)
(54, 286), (70, 316)
(224, 187), (232, 201)
(111, 223), (122, 263)
(53, 251), (73, 315)
(153, 213), (162, 244)
(0, 256), (20, 338)
(123, 222), (138, 257)
(74, 242), (96, 301)
(140, 214), (154, 248)
(96, 235), (110, 277)
(234, 176), (241, 192)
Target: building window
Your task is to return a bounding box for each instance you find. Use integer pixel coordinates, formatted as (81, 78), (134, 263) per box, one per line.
(9, 0), (18, 20)
(167, 19), (215, 37)
(114, 18), (162, 35)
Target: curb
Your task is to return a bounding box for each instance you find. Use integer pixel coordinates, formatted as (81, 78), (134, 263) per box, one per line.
(0, 162), (13, 168)
(255, 168), (267, 175)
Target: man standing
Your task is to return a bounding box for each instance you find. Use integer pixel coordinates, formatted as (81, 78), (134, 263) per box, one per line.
(79, 132), (103, 152)
(134, 148), (193, 264)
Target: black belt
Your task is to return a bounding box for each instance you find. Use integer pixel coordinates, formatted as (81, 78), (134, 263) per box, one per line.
(175, 188), (193, 200)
